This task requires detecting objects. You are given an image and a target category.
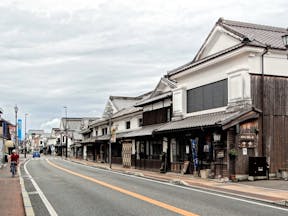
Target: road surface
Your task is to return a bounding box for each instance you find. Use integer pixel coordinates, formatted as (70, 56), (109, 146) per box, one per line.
(23, 157), (288, 216)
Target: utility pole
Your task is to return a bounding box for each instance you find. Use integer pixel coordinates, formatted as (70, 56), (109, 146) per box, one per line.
(0, 109), (5, 165)
(24, 113), (28, 158)
(14, 105), (18, 150)
(107, 103), (113, 169)
(64, 106), (68, 158)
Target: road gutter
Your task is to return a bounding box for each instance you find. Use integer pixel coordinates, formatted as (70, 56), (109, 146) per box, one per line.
(19, 159), (35, 216)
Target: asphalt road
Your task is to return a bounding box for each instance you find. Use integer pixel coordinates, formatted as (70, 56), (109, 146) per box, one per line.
(25, 157), (288, 216)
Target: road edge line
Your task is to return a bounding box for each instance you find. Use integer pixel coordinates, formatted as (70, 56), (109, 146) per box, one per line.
(19, 159), (35, 216)
(24, 159), (58, 216)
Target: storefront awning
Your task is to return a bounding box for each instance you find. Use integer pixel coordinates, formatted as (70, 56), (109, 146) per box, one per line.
(155, 108), (261, 133)
(115, 131), (130, 139)
(81, 137), (97, 144)
(96, 134), (110, 141)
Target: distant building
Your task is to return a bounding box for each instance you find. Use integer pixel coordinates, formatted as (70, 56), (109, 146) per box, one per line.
(28, 130), (44, 152)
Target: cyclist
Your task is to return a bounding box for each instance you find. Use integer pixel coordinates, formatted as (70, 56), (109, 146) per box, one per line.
(10, 149), (19, 177)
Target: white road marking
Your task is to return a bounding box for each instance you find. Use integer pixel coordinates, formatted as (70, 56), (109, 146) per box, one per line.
(24, 160), (58, 216)
(55, 158), (288, 212)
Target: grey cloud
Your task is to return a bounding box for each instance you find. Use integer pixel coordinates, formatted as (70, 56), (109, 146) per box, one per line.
(1, 0), (288, 131)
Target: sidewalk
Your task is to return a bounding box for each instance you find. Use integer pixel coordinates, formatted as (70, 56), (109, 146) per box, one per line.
(67, 157), (288, 207)
(0, 160), (25, 216)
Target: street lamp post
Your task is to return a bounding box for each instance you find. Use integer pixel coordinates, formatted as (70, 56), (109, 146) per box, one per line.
(14, 105), (18, 150)
(24, 113), (28, 158)
(108, 115), (112, 169)
(64, 106), (68, 158)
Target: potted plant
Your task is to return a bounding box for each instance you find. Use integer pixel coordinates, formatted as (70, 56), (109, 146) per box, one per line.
(229, 148), (238, 159)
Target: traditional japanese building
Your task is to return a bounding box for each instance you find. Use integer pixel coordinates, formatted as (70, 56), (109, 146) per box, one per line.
(153, 18), (288, 179)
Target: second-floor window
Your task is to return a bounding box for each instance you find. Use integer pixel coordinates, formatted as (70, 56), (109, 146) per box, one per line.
(138, 118), (143, 127)
(126, 121), (131, 129)
(143, 107), (171, 126)
(187, 79), (228, 113)
(102, 128), (108, 135)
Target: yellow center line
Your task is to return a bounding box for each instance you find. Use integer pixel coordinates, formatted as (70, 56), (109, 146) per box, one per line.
(47, 160), (199, 216)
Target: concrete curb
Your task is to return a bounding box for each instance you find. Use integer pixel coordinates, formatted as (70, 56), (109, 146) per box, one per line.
(19, 159), (35, 216)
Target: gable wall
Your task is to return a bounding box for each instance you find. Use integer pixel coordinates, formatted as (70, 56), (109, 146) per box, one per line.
(201, 30), (240, 59)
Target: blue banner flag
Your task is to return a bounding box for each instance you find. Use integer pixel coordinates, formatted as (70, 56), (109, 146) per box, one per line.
(191, 139), (198, 169)
(2, 121), (7, 138)
(18, 119), (22, 140)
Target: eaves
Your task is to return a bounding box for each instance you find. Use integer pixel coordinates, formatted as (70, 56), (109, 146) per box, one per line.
(168, 44), (265, 79)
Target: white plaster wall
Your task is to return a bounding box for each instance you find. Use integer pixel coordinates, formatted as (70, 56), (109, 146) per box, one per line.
(249, 52), (288, 76)
(47, 138), (56, 145)
(113, 115), (142, 133)
(227, 68), (251, 101)
(163, 98), (171, 107)
(92, 128), (97, 137)
(202, 30), (239, 58)
(143, 104), (152, 112)
(175, 54), (249, 89)
(171, 52), (254, 117)
(172, 87), (186, 115)
(152, 101), (163, 110)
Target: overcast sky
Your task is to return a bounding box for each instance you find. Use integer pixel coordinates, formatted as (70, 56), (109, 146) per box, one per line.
(0, 0), (287, 134)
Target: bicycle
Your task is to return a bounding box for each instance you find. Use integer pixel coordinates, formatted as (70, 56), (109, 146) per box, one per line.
(10, 161), (17, 177)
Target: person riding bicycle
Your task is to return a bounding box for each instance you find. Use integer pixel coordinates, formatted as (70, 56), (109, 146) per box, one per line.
(10, 149), (19, 177)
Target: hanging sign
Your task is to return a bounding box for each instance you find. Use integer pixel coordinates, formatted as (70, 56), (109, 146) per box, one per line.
(110, 127), (116, 143)
(186, 145), (189, 154)
(242, 148), (248, 155)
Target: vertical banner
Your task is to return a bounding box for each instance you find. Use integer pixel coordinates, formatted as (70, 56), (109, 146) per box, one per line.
(18, 119), (22, 141)
(110, 127), (116, 143)
(191, 139), (198, 171)
(2, 121), (7, 138)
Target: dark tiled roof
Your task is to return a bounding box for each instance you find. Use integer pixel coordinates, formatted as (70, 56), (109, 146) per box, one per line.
(168, 18), (288, 76)
(113, 106), (142, 118)
(110, 96), (140, 111)
(155, 111), (234, 132)
(79, 128), (92, 134)
(135, 91), (172, 107)
(124, 123), (167, 138)
(155, 108), (260, 133)
(96, 134), (110, 141)
(220, 19), (288, 49)
(81, 137), (97, 144)
(115, 131), (130, 139)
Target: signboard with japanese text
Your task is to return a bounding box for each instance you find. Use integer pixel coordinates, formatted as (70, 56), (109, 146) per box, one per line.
(239, 120), (258, 148)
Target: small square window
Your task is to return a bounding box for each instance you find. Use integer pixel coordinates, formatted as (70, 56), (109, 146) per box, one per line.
(126, 121), (131, 129)
(102, 128), (108, 135)
(138, 118), (143, 127)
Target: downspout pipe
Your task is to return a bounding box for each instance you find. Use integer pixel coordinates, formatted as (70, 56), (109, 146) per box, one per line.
(261, 46), (269, 157)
